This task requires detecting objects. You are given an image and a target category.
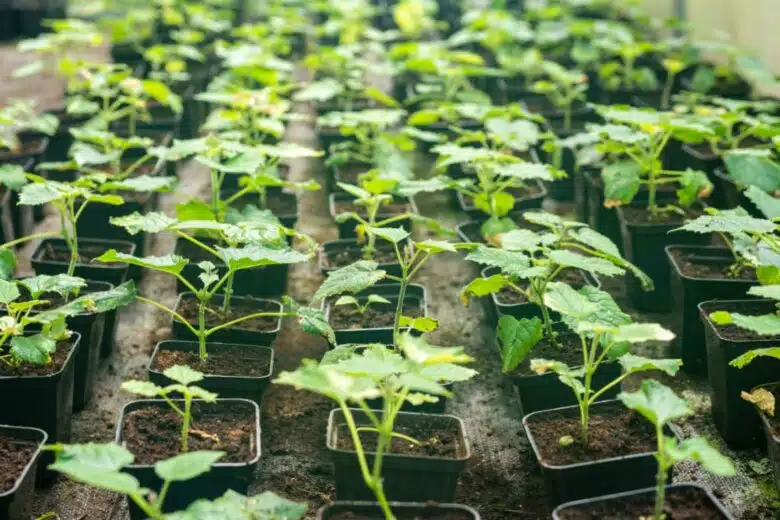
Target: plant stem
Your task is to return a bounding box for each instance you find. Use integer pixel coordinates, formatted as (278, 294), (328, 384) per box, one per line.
(653, 425), (667, 520)
(181, 395), (191, 453)
(661, 71), (677, 110)
(0, 230), (58, 250)
(198, 300), (207, 362)
(222, 272), (234, 313)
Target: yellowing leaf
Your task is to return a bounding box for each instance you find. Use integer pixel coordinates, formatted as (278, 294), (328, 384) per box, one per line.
(741, 389), (776, 416)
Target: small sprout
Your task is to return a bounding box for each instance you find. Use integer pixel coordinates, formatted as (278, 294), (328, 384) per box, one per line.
(558, 435), (575, 447)
(334, 294), (390, 316)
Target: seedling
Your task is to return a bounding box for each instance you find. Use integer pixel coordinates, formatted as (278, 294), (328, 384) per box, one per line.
(122, 365), (218, 453)
(673, 206), (778, 277)
(432, 116), (560, 240)
(619, 380), (736, 519)
(531, 295), (682, 445)
(0, 275), (135, 368)
(334, 294), (391, 316)
(723, 148), (780, 200)
(710, 284), (780, 338)
(461, 211), (652, 348)
(13, 19), (104, 80)
(0, 100), (59, 154)
(100, 213), (334, 360)
(530, 62), (589, 132)
(317, 109), (407, 167)
(596, 40), (660, 94)
(45, 443), (304, 519)
(592, 106), (715, 216)
(275, 337), (477, 520)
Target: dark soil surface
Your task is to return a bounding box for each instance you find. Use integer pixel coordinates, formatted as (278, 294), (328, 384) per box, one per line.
(0, 435), (38, 493)
(0, 340), (74, 377)
(329, 297), (422, 330)
(671, 249), (757, 281)
(121, 401), (257, 465)
(701, 301), (780, 341)
(38, 242), (131, 265)
(177, 295), (280, 332)
(620, 206), (700, 226)
(514, 332), (582, 377)
(335, 417), (462, 458)
(329, 511), (472, 520)
(153, 345), (272, 377)
(525, 404), (657, 466)
(231, 190), (298, 217)
(323, 243), (399, 269)
(556, 486), (729, 519)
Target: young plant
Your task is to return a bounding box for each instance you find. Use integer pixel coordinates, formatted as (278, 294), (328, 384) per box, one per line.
(318, 109), (407, 166)
(619, 380), (736, 519)
(100, 213), (333, 360)
(275, 336), (477, 520)
(461, 211), (652, 347)
(0, 100), (59, 154)
(531, 294), (682, 446)
(0, 275), (135, 368)
(723, 149), (780, 200)
(673, 206), (778, 277)
(596, 39), (660, 94)
(4, 175), (125, 276)
(196, 87), (292, 145)
(592, 106), (715, 216)
(13, 19), (104, 79)
(334, 294), (391, 316)
(710, 284), (780, 341)
(122, 365), (217, 453)
(530, 62), (589, 132)
(432, 116), (560, 240)
(46, 443), (305, 519)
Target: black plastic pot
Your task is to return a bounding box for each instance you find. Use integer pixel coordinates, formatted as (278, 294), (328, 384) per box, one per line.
(31, 237), (135, 287)
(318, 501), (481, 519)
(0, 425), (47, 520)
(712, 167), (765, 217)
(456, 180), (547, 220)
(320, 238), (403, 279)
(617, 206), (709, 312)
(667, 246), (757, 375)
(0, 334), (80, 485)
(700, 299), (780, 448)
(524, 399), (679, 506)
(600, 88), (663, 108)
(329, 192), (418, 239)
(116, 398), (261, 519)
(222, 186), (298, 230)
(149, 340), (274, 406)
(754, 382), (780, 493)
(172, 292), (282, 347)
(552, 484), (733, 519)
(0, 189), (14, 245)
(0, 133), (49, 168)
(323, 284), (427, 345)
(327, 408), (470, 502)
(584, 172), (621, 251)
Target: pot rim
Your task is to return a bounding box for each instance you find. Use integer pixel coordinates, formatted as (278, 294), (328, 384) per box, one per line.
(0, 424), (47, 499)
(149, 339), (275, 381)
(174, 292), (283, 335)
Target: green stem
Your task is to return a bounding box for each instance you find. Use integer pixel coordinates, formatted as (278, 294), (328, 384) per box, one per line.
(136, 296), (200, 338)
(181, 395), (191, 453)
(205, 311), (297, 337)
(654, 425), (667, 520)
(222, 272), (234, 313)
(198, 300), (207, 362)
(128, 495), (163, 520)
(661, 71), (677, 110)
(0, 231), (59, 249)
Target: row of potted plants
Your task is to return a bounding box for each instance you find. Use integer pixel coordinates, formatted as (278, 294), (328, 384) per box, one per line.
(0, 0), (778, 518)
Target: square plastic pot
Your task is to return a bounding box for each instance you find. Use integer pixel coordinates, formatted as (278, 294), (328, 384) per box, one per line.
(323, 284), (427, 345)
(327, 408), (470, 503)
(753, 383), (780, 493)
(320, 238), (403, 279)
(0, 425), (47, 520)
(116, 398), (261, 518)
(666, 246), (757, 375)
(552, 484), (733, 519)
(329, 192), (418, 240)
(149, 340), (274, 406)
(455, 180), (547, 220)
(700, 299), (780, 449)
(318, 501), (481, 519)
(31, 237), (135, 287)
(172, 292), (282, 347)
(523, 399), (680, 506)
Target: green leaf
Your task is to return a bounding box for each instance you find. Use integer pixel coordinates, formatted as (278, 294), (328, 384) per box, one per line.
(677, 169), (714, 207)
(474, 191), (515, 217)
(154, 451), (225, 482)
(40, 281), (136, 321)
(284, 297), (335, 344)
(725, 149), (780, 193)
(294, 78), (343, 102)
(254, 143), (323, 159)
(675, 213), (776, 235)
(408, 109), (441, 126)
(110, 212), (177, 235)
(313, 261), (386, 303)
(169, 490), (307, 520)
(102, 176), (177, 193)
(612, 323), (675, 343)
(496, 315), (543, 373)
(399, 315), (439, 333)
(216, 245), (310, 271)
(494, 162), (555, 181)
(570, 228), (621, 258)
(48, 443), (144, 496)
(0, 164), (30, 190)
(275, 361), (381, 402)
(618, 354), (682, 377)
(164, 365), (204, 386)
(0, 279), (20, 304)
(415, 240), (457, 253)
(549, 250), (625, 278)
(10, 334), (56, 365)
(465, 246), (531, 279)
(485, 118), (541, 151)
(19, 182), (66, 206)
(366, 226), (410, 244)
(460, 274), (508, 305)
(745, 185), (780, 219)
(748, 284), (780, 301)
(95, 250), (188, 276)
(398, 334), (474, 366)
(121, 380), (164, 397)
(364, 86), (399, 108)
(665, 437), (736, 476)
(730, 347), (780, 369)
(481, 217), (517, 240)
(543, 281), (600, 320)
(560, 286), (631, 332)
(730, 313), (780, 336)
(602, 160), (641, 206)
(0, 249), (16, 281)
(618, 379), (692, 427)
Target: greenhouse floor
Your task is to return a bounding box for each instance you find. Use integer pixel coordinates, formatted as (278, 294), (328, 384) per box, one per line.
(0, 41), (778, 520)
